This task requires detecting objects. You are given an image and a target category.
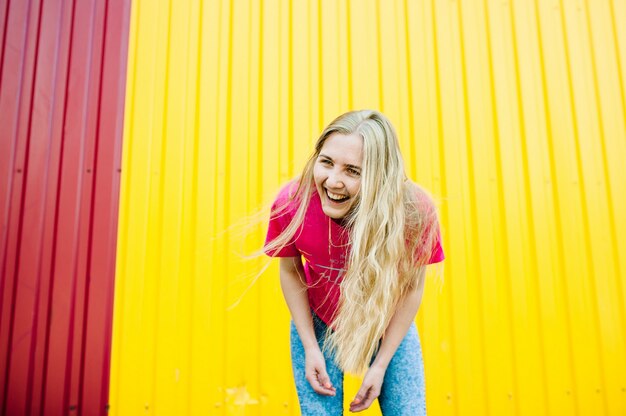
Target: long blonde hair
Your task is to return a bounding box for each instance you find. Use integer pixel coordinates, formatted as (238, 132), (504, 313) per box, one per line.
(265, 110), (440, 373)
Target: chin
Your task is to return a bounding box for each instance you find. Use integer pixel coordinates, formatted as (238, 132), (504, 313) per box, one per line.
(322, 205), (351, 219)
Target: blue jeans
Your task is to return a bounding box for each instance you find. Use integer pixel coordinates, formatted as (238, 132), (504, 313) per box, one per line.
(290, 313), (427, 415)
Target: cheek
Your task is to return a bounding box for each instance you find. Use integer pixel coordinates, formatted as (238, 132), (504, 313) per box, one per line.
(349, 179), (361, 196)
(312, 166), (322, 184)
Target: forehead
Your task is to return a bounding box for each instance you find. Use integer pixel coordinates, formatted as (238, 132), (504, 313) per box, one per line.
(319, 133), (363, 166)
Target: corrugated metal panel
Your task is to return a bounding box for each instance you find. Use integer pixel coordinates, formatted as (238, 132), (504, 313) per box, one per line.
(110, 0), (626, 415)
(0, 0), (131, 414)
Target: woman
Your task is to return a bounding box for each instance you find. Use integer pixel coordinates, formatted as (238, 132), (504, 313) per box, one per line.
(264, 110), (444, 415)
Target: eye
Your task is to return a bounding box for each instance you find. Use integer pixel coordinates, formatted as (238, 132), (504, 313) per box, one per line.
(318, 158), (332, 166)
(348, 168), (361, 177)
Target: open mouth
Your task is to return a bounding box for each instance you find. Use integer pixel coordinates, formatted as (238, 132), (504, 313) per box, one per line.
(326, 190), (350, 203)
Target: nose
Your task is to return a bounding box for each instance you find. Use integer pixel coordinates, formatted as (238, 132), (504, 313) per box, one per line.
(326, 170), (344, 189)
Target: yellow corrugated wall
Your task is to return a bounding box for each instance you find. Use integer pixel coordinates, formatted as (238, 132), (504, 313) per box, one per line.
(109, 0), (626, 414)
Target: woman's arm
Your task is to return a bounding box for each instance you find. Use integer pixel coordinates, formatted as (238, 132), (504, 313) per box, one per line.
(349, 266), (426, 412)
(280, 257), (337, 396)
(371, 266), (426, 369)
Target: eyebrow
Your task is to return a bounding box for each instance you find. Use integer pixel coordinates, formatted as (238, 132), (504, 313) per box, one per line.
(318, 153), (361, 170)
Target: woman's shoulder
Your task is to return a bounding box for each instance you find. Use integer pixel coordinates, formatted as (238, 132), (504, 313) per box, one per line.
(271, 179), (305, 215)
(274, 179), (299, 202)
(403, 180), (437, 213)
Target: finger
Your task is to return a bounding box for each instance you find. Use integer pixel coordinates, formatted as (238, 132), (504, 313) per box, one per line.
(350, 395), (375, 412)
(317, 370), (335, 390)
(306, 372), (336, 396)
(315, 370), (336, 395)
(349, 387), (377, 412)
(349, 390), (366, 410)
(350, 384), (368, 406)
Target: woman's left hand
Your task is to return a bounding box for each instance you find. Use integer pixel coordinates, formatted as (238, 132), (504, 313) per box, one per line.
(349, 364), (386, 412)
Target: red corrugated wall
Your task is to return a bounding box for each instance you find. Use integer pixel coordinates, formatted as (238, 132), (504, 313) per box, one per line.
(0, 0), (131, 414)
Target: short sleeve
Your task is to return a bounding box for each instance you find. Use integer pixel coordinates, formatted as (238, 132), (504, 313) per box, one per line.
(427, 227), (445, 264)
(412, 184), (445, 265)
(264, 183), (301, 257)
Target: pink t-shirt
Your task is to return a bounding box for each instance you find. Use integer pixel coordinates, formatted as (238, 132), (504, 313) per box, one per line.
(265, 181), (444, 325)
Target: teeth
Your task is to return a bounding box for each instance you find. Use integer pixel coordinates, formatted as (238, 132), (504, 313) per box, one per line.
(327, 190), (349, 201)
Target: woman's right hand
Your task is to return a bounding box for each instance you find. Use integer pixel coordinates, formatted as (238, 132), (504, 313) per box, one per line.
(305, 347), (337, 396)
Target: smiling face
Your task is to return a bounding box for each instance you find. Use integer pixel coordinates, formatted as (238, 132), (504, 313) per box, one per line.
(313, 132), (364, 219)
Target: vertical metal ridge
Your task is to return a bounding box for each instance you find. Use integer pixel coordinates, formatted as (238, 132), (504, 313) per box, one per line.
(109, 0), (139, 411)
(30, 0), (67, 410)
(607, 0), (626, 126)
(287, 0), (293, 175)
(66, 0), (106, 410)
(402, 0), (416, 176)
(429, 1), (458, 415)
(246, 0), (257, 397)
(506, 0), (550, 412)
(308, 0), (314, 134)
(78, 0), (110, 411)
(0, 0), (28, 303)
(556, 1), (609, 412)
(222, 0), (233, 362)
(24, 0), (64, 413)
(0, 0), (12, 93)
(507, 0), (542, 378)
(224, 0), (233, 229)
(306, 0), (310, 134)
(77, 0), (98, 404)
(583, 0), (626, 367)
(317, 0), (322, 128)
(335, 0), (341, 111)
(346, 0), (353, 109)
(256, 0), (264, 204)
(255, 1), (265, 400)
(277, 0), (283, 176)
(0, 0), (16, 323)
(375, 0), (384, 110)
(186, 0), (203, 403)
(2, 0), (43, 412)
(151, 0), (175, 405)
(97, 0), (132, 408)
(177, 3), (196, 408)
(532, 1), (580, 413)
(210, 0), (225, 408)
(334, 2), (344, 112)
(63, 0), (89, 411)
(455, 3), (493, 414)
